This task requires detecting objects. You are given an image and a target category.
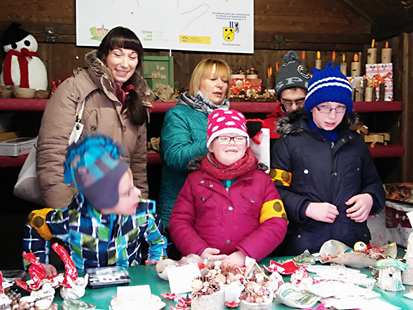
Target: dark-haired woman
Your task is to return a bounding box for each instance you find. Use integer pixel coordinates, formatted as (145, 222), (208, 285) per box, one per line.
(37, 26), (153, 209)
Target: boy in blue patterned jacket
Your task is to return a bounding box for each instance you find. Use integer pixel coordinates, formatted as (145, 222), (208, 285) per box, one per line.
(23, 134), (167, 276)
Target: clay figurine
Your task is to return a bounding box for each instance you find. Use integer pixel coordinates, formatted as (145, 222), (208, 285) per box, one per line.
(375, 258), (408, 291)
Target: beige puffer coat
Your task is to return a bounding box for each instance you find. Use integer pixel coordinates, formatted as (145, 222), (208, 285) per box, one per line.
(37, 51), (153, 209)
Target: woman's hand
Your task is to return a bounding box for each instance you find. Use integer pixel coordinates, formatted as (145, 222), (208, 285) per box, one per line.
(200, 248), (227, 261)
(222, 251), (245, 267)
(42, 263), (57, 277)
(305, 202), (339, 223)
(346, 193), (373, 223)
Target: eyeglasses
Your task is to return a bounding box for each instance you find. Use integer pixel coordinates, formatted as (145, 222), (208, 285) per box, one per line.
(316, 104), (347, 114)
(281, 98), (305, 107)
(216, 136), (247, 144)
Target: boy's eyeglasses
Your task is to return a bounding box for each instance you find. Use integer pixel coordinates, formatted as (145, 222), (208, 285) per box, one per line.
(316, 104), (346, 114)
(217, 136), (247, 144)
(281, 98), (305, 108)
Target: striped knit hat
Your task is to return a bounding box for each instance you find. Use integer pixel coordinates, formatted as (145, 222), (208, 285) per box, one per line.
(305, 62), (353, 115)
(207, 109), (249, 147)
(64, 133), (129, 210)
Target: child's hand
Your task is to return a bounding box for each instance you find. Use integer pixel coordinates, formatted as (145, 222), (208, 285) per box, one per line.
(145, 259), (157, 265)
(200, 248), (227, 261)
(42, 263), (57, 277)
(346, 193), (373, 222)
(306, 202), (339, 223)
(222, 251), (245, 267)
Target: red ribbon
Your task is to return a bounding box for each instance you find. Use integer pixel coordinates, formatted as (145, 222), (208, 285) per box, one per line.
(3, 48), (37, 88)
(52, 243), (77, 288)
(122, 84), (135, 95)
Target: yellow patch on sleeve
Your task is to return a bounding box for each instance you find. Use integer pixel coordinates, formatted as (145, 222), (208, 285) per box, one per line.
(259, 199), (288, 224)
(28, 208), (54, 241)
(269, 168), (292, 186)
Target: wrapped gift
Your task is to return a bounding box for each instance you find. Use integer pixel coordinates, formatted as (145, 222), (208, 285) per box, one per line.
(365, 63), (393, 101)
(230, 78), (262, 95)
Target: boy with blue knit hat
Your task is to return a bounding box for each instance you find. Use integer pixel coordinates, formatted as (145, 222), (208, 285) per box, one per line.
(270, 62), (385, 256)
(22, 134), (167, 276)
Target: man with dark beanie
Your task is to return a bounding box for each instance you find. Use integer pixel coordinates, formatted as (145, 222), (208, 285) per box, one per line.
(247, 51), (310, 149)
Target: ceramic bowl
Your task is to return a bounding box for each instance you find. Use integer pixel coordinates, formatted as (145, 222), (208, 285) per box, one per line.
(0, 85), (13, 98)
(33, 90), (50, 99)
(13, 86), (36, 98)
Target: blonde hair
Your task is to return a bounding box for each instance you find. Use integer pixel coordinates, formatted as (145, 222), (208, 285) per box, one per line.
(188, 59), (232, 99)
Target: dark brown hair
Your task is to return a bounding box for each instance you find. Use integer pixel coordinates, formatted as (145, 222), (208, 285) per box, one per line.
(97, 26), (147, 125)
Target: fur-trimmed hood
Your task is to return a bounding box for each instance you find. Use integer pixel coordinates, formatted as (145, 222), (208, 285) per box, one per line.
(85, 50), (154, 107)
(276, 108), (361, 136)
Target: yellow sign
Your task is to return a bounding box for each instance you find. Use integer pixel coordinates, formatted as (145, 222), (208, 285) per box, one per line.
(223, 27), (234, 42)
(179, 35), (211, 44)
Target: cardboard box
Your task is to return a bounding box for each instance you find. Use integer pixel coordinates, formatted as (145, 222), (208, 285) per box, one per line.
(0, 137), (35, 157)
(365, 63), (393, 101)
(0, 131), (20, 142)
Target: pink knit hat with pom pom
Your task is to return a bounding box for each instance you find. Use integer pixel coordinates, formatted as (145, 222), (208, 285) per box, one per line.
(207, 109), (249, 147)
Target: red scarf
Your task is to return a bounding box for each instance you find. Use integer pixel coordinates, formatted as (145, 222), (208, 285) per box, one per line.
(3, 48), (37, 88)
(200, 147), (258, 180)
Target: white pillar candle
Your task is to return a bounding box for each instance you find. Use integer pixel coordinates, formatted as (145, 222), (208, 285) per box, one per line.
(382, 48), (392, 63)
(340, 63), (347, 76)
(367, 48), (377, 64)
(351, 62), (361, 77)
(315, 59), (322, 69)
(365, 87), (373, 102)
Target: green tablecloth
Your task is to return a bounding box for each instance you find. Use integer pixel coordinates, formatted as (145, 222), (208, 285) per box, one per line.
(52, 257), (413, 309)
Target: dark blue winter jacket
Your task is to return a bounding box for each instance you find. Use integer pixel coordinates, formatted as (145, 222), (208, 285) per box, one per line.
(270, 110), (385, 255)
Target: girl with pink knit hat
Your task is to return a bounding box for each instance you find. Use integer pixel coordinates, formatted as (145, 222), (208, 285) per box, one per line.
(169, 109), (288, 267)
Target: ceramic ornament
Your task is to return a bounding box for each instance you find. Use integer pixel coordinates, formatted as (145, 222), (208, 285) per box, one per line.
(0, 272), (12, 310)
(375, 258), (408, 291)
(402, 211), (413, 285)
(0, 22), (48, 90)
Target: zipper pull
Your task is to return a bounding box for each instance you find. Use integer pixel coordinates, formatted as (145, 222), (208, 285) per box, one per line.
(331, 142), (335, 149)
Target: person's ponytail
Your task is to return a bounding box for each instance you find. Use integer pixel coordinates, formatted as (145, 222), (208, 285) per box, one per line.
(124, 84), (147, 125)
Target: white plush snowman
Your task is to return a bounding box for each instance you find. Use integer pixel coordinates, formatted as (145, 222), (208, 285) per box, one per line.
(0, 22), (47, 90)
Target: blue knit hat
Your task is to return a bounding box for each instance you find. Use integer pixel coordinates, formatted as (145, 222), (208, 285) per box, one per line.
(64, 133), (129, 210)
(305, 62), (353, 115)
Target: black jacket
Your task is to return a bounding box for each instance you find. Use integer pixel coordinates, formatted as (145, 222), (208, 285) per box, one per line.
(270, 110), (385, 256)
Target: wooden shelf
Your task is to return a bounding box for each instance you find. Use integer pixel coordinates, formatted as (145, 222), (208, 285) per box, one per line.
(368, 144), (404, 158)
(353, 101), (402, 113)
(0, 98), (47, 111)
(0, 99), (402, 113)
(0, 145), (403, 167)
(1, 152), (163, 167)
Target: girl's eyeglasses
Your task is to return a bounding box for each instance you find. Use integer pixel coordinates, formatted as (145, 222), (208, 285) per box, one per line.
(216, 136), (247, 144)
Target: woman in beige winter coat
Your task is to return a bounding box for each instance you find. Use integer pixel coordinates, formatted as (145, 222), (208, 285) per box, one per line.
(37, 27), (153, 209)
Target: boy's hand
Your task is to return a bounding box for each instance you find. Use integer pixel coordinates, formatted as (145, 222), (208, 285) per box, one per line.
(346, 193), (373, 223)
(306, 202), (339, 223)
(145, 259), (157, 265)
(222, 251), (245, 267)
(42, 263), (57, 277)
(200, 248), (227, 261)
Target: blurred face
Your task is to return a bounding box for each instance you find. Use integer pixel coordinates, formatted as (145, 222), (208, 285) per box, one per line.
(106, 48), (138, 88)
(208, 135), (247, 166)
(280, 88), (307, 112)
(199, 64), (229, 105)
(311, 102), (346, 131)
(101, 169), (141, 216)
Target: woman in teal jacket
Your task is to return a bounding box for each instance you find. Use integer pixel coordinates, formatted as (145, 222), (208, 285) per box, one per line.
(159, 59), (231, 232)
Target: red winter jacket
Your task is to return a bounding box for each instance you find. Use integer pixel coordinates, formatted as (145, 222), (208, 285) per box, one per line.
(169, 160), (288, 262)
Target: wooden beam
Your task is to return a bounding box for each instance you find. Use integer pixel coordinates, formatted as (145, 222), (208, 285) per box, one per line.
(254, 31), (369, 51)
(402, 33), (413, 181)
(336, 0), (374, 24)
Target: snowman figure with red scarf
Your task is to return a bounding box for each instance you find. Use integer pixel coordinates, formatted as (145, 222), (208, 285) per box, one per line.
(0, 22), (47, 90)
